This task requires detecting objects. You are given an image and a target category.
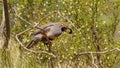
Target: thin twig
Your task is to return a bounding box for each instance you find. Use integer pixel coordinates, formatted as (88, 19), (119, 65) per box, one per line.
(56, 11), (78, 31)
(15, 14), (32, 25)
(56, 10), (95, 47)
(16, 28), (32, 36)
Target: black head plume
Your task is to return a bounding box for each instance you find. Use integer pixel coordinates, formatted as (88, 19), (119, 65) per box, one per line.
(67, 28), (72, 34)
(62, 27), (72, 34)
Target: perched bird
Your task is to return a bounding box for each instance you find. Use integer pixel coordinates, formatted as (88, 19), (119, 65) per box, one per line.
(26, 22), (72, 49)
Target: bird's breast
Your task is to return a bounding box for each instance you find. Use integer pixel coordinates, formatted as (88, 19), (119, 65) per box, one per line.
(46, 31), (62, 40)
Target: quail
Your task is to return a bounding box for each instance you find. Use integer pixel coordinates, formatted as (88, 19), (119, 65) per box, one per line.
(26, 22), (72, 49)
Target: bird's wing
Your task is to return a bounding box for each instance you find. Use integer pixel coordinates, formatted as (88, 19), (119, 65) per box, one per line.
(32, 23), (55, 36)
(41, 23), (55, 29)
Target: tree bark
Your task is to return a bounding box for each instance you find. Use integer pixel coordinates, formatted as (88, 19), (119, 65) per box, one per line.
(0, 0), (11, 68)
(0, 0), (5, 48)
(2, 0), (10, 48)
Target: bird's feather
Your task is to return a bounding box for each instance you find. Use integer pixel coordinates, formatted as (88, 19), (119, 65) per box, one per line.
(32, 23), (55, 36)
(26, 22), (71, 49)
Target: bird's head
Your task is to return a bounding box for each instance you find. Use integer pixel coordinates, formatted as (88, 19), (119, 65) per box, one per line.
(58, 22), (72, 34)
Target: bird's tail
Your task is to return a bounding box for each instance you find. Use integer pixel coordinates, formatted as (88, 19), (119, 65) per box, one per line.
(26, 40), (35, 49)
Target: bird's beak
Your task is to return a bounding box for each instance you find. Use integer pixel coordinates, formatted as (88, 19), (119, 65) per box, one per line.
(67, 28), (72, 34)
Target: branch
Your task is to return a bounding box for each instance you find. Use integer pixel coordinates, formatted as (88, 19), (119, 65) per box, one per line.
(75, 47), (120, 56)
(15, 14), (32, 25)
(16, 28), (32, 36)
(90, 53), (98, 68)
(15, 14), (44, 30)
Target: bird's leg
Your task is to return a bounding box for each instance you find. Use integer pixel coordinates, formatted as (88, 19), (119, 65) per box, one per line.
(47, 41), (54, 68)
(42, 32), (54, 68)
(47, 41), (52, 52)
(44, 41), (52, 52)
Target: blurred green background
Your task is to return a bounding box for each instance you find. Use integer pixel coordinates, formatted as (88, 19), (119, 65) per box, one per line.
(0, 0), (120, 68)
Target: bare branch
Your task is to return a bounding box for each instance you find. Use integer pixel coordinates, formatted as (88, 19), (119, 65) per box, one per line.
(15, 14), (32, 25)
(16, 28), (32, 36)
(90, 53), (98, 68)
(75, 47), (120, 56)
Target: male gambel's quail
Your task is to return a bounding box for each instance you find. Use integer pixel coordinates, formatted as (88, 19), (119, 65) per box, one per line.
(26, 22), (72, 49)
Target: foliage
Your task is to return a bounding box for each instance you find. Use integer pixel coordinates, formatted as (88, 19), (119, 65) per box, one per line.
(0, 0), (120, 68)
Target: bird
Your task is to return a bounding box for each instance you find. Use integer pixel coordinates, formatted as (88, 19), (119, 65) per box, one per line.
(26, 22), (72, 49)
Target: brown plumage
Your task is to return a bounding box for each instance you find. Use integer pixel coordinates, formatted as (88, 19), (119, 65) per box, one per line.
(26, 22), (72, 49)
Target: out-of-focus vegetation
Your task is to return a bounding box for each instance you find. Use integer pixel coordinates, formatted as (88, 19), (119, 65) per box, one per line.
(0, 0), (120, 68)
